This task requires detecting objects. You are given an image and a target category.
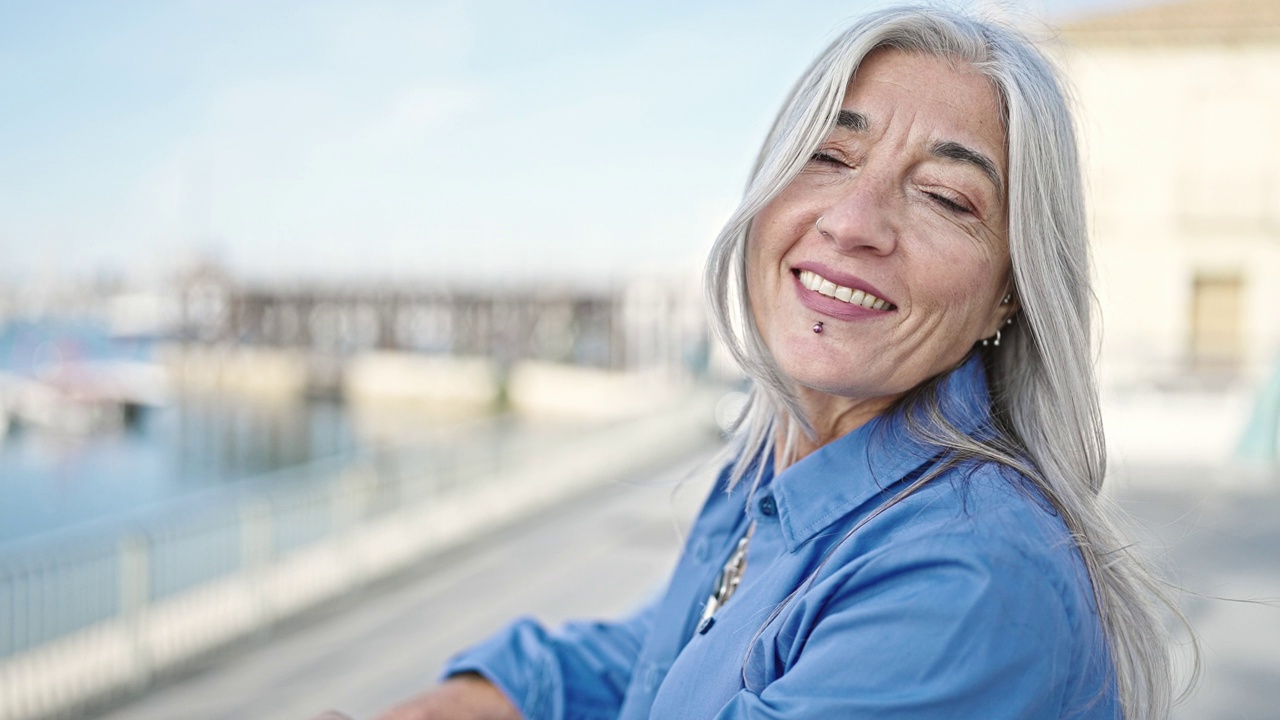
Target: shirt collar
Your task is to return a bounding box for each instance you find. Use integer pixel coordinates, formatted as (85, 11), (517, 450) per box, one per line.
(767, 353), (993, 552)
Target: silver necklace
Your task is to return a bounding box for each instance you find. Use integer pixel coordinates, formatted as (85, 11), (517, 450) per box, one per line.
(697, 519), (757, 633)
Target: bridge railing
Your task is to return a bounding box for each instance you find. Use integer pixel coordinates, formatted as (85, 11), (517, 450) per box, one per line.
(0, 394), (718, 720)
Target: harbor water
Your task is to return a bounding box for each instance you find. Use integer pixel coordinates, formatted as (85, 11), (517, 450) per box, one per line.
(0, 319), (520, 548)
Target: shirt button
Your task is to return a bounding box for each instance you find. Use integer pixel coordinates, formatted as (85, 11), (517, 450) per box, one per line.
(758, 495), (777, 517)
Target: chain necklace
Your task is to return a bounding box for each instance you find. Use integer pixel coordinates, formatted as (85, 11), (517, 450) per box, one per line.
(697, 519), (757, 634)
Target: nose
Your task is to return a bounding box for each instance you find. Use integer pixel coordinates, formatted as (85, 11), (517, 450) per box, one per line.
(815, 173), (898, 256)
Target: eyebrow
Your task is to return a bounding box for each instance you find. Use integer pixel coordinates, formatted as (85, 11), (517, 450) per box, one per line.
(833, 109), (1005, 202)
(931, 140), (1004, 201)
(835, 109), (867, 132)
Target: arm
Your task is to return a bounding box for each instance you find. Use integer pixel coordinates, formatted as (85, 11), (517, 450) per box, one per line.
(308, 674), (518, 720)
(372, 673), (522, 720)
(714, 534), (1081, 719)
(358, 596), (660, 720)
(435, 601), (660, 720)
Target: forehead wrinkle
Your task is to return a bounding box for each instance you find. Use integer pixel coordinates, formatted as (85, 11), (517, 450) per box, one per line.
(842, 56), (1005, 198)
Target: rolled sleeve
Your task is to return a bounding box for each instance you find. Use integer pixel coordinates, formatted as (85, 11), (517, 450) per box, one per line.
(441, 599), (659, 720)
(715, 533), (1081, 719)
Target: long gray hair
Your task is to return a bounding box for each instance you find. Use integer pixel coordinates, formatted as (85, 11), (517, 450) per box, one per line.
(704, 6), (1192, 719)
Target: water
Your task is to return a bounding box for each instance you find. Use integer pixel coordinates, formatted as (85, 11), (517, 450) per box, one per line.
(0, 317), (151, 373)
(0, 319), (359, 544)
(0, 395), (357, 544)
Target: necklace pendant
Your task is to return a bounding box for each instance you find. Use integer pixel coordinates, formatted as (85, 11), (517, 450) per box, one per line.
(695, 520), (756, 633)
(700, 595), (720, 625)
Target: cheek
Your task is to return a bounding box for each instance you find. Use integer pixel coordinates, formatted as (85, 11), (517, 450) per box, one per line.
(744, 211), (804, 305)
(919, 223), (1008, 305)
(748, 213), (790, 266)
(751, 184), (818, 261)
(910, 246), (1007, 327)
(938, 261), (995, 304)
(924, 206), (1009, 295)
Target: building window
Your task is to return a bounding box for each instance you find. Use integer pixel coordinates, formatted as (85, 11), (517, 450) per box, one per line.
(1190, 273), (1245, 373)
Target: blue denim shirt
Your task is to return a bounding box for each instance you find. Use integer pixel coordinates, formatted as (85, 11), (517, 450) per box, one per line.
(442, 355), (1119, 719)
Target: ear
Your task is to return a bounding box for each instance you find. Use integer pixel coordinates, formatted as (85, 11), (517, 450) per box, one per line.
(981, 289), (1020, 340)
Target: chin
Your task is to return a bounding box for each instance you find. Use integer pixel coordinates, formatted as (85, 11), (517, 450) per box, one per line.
(776, 353), (884, 400)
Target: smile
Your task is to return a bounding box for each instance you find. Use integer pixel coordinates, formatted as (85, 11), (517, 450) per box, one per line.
(795, 269), (896, 311)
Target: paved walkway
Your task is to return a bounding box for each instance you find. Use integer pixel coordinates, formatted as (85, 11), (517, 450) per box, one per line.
(98, 458), (1279, 720)
(1114, 475), (1280, 720)
(98, 451), (721, 720)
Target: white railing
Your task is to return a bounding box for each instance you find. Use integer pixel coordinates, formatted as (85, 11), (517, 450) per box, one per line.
(0, 395), (717, 720)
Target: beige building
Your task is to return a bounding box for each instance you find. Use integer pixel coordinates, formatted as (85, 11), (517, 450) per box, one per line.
(1057, 0), (1280, 390)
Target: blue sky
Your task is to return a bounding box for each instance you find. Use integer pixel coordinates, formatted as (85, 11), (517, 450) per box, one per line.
(0, 0), (1144, 284)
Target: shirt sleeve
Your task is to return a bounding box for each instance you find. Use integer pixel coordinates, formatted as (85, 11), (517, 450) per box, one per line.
(439, 596), (660, 720)
(712, 532), (1084, 720)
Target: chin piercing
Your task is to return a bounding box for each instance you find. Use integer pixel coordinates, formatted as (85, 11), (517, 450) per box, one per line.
(812, 322), (824, 334)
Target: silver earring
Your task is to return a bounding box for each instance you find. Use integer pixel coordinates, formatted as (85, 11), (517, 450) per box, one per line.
(981, 329), (1002, 348)
(1001, 293), (1012, 305)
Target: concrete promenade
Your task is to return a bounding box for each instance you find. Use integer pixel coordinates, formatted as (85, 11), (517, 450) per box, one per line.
(1114, 473), (1280, 720)
(98, 457), (1279, 720)
(98, 451), (722, 720)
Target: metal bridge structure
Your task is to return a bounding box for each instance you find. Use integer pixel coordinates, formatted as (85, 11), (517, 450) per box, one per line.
(173, 267), (710, 393)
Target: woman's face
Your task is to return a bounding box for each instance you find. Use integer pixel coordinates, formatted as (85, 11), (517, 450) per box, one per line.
(747, 48), (1013, 406)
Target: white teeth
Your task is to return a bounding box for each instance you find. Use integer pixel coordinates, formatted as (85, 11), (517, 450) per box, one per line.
(796, 269), (893, 310)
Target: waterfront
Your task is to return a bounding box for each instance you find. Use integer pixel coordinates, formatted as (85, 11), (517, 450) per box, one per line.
(0, 385), (719, 720)
(0, 318), (577, 548)
(0, 320), (343, 545)
(0, 394), (358, 545)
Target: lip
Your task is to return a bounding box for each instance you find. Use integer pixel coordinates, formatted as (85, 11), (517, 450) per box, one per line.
(789, 262), (897, 322)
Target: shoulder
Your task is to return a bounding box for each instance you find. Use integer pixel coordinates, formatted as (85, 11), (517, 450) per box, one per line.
(754, 459), (1115, 718)
(868, 459), (1080, 570)
(824, 458), (1101, 641)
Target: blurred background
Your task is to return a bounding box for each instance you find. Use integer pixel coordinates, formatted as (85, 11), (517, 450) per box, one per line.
(0, 0), (1276, 718)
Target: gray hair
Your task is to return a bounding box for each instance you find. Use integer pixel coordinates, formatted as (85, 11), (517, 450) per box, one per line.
(704, 5), (1194, 719)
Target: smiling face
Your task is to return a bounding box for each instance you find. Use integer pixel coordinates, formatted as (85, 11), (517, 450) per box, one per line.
(747, 48), (1014, 426)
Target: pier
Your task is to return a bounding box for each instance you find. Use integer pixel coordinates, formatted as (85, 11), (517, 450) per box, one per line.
(172, 271), (710, 399)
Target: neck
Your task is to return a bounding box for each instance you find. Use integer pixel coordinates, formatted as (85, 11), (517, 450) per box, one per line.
(772, 387), (902, 472)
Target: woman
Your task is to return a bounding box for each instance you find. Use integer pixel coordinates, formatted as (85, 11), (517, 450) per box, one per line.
(336, 5), (1184, 719)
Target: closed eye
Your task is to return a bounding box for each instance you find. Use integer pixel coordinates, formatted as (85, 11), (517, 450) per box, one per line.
(925, 191), (973, 215)
(809, 151), (847, 167)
